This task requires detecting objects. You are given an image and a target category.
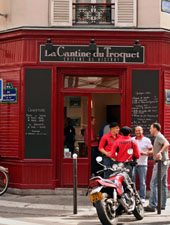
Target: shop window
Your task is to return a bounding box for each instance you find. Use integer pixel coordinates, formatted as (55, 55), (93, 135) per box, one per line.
(64, 76), (119, 89)
(72, 0), (115, 25)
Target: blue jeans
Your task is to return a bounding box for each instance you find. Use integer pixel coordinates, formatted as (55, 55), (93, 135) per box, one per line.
(133, 165), (147, 199)
(103, 157), (115, 178)
(149, 163), (168, 209)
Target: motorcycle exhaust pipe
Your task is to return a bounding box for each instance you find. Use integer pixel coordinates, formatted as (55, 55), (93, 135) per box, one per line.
(118, 198), (131, 214)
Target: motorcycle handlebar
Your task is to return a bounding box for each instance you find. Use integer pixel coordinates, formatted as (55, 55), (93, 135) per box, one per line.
(96, 167), (115, 175)
(96, 158), (137, 175)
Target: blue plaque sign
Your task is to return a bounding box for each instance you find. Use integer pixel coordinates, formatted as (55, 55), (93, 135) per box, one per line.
(2, 83), (17, 103)
(0, 79), (3, 101)
(162, 0), (170, 13)
(165, 89), (170, 104)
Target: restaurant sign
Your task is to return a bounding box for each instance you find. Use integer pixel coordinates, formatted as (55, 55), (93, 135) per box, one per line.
(40, 45), (144, 64)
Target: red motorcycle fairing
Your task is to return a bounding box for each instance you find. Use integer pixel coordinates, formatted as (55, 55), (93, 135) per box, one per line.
(89, 175), (124, 195)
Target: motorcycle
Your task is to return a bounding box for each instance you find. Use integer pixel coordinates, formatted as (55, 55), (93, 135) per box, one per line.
(87, 149), (144, 225)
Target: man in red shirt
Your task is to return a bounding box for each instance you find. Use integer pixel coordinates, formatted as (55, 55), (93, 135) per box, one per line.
(110, 126), (140, 177)
(99, 122), (120, 178)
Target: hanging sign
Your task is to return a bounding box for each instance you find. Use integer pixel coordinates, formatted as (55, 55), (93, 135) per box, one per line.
(40, 45), (145, 64)
(1, 82), (17, 103)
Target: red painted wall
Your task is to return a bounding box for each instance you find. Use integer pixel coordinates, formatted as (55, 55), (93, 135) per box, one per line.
(0, 69), (21, 158)
(0, 29), (169, 189)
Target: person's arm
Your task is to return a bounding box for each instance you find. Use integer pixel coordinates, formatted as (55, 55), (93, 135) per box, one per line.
(98, 136), (110, 157)
(141, 147), (153, 156)
(99, 148), (110, 157)
(141, 139), (153, 157)
(155, 141), (169, 160)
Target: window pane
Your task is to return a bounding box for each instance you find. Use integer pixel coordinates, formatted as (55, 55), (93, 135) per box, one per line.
(76, 0), (111, 2)
(64, 96), (88, 158)
(73, 0), (114, 25)
(64, 76), (119, 89)
(96, 0), (111, 3)
(76, 0), (91, 3)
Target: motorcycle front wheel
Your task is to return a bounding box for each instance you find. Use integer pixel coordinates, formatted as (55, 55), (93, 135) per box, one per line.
(133, 202), (144, 220)
(95, 193), (118, 225)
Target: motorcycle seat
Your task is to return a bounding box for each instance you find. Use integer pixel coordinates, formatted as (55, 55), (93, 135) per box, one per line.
(102, 178), (115, 184)
(90, 176), (115, 184)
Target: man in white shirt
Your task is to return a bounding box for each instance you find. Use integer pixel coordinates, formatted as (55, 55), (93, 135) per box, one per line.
(132, 126), (153, 203)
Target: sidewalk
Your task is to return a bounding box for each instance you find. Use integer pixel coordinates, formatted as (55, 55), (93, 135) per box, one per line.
(0, 188), (170, 224)
(0, 188), (93, 217)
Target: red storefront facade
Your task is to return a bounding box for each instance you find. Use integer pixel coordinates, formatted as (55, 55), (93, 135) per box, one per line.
(0, 28), (170, 189)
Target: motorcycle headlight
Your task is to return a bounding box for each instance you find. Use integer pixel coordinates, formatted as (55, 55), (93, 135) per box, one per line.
(118, 162), (124, 168)
(112, 164), (118, 170)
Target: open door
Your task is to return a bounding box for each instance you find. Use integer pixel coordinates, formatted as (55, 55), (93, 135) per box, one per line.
(61, 93), (121, 187)
(62, 94), (91, 187)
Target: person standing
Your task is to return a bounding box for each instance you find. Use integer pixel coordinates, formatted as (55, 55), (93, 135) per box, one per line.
(64, 117), (75, 155)
(110, 126), (140, 178)
(84, 117), (99, 176)
(144, 123), (169, 212)
(98, 122), (120, 178)
(132, 126), (153, 203)
(98, 121), (109, 139)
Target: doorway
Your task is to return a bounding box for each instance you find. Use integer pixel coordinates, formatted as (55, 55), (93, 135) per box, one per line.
(62, 93), (121, 187)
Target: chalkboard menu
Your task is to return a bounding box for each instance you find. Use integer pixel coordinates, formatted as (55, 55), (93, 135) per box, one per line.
(131, 70), (159, 137)
(25, 69), (51, 158)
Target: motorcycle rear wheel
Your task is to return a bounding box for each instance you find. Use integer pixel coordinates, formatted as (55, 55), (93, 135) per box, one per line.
(95, 194), (118, 225)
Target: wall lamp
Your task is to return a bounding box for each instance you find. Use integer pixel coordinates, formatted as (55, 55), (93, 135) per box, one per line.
(45, 39), (55, 54)
(89, 39), (97, 53)
(133, 40), (142, 52)
(0, 13), (8, 18)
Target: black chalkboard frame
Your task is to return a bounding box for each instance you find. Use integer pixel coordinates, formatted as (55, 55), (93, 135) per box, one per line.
(131, 70), (159, 137)
(25, 68), (51, 159)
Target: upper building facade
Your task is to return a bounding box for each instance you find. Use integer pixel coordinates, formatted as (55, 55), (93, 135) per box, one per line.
(1, 0), (170, 31)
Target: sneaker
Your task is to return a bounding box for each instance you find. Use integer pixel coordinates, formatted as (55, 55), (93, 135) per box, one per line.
(141, 199), (145, 204)
(144, 206), (155, 212)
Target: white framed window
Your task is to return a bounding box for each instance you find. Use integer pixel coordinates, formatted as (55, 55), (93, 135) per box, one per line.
(72, 0), (115, 25)
(49, 0), (136, 27)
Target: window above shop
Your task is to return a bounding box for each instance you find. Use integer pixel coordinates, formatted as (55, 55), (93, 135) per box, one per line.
(64, 76), (119, 89)
(72, 0), (115, 25)
(50, 0), (137, 27)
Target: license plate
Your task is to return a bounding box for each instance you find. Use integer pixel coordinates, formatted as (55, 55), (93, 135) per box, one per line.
(90, 192), (103, 203)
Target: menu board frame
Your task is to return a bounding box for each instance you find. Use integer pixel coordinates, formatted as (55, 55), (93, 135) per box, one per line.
(25, 69), (51, 159)
(131, 70), (159, 137)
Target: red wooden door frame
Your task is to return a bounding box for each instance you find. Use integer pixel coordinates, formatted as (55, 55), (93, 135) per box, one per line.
(57, 67), (126, 187)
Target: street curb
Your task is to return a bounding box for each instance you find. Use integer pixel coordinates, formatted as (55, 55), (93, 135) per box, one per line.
(7, 187), (88, 196)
